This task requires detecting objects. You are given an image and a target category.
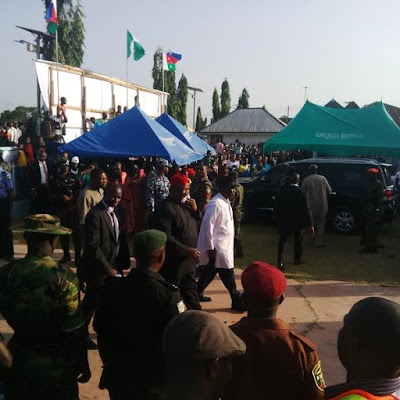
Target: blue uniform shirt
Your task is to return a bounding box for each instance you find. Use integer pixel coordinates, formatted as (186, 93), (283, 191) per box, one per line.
(0, 166), (14, 199)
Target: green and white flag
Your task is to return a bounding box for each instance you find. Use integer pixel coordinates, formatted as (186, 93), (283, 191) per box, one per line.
(127, 31), (145, 61)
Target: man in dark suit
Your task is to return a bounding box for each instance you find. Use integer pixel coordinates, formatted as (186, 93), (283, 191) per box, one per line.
(30, 151), (51, 213)
(79, 183), (130, 331)
(275, 173), (314, 270)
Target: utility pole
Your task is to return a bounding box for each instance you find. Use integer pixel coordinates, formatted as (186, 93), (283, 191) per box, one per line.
(304, 86), (310, 104)
(16, 26), (54, 136)
(188, 86), (203, 130)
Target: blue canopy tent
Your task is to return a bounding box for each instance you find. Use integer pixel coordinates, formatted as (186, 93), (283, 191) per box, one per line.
(59, 106), (203, 165)
(156, 113), (216, 157)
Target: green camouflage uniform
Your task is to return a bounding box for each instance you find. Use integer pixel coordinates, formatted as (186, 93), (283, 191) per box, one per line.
(361, 178), (383, 252)
(0, 256), (84, 400)
(231, 183), (245, 258)
(190, 176), (213, 213)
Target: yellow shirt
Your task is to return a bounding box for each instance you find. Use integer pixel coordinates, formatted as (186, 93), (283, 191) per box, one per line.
(16, 150), (27, 167)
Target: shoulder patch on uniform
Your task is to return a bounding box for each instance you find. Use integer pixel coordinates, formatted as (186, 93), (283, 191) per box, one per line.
(177, 300), (186, 314)
(312, 360), (325, 392)
(290, 330), (317, 351)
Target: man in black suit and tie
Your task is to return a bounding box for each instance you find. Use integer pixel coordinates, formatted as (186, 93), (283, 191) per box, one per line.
(275, 173), (314, 270)
(79, 183), (130, 333)
(30, 151), (51, 213)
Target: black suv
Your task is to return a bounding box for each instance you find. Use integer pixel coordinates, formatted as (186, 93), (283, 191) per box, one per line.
(241, 158), (396, 233)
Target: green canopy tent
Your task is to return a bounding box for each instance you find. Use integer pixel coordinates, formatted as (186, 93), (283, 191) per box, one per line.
(263, 101), (400, 157)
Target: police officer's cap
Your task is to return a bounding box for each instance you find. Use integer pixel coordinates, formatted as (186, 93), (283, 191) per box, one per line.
(132, 229), (167, 255)
(162, 310), (246, 362)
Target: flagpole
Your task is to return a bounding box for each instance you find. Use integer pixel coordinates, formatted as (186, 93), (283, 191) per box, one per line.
(55, 28), (60, 112)
(126, 30), (129, 107)
(162, 50), (165, 113)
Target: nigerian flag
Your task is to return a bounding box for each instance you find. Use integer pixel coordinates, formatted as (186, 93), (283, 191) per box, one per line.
(127, 31), (145, 61)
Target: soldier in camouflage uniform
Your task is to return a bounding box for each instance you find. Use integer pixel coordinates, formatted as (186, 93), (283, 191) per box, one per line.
(191, 164), (213, 214)
(0, 214), (90, 400)
(361, 168), (383, 253)
(229, 170), (245, 258)
(146, 160), (170, 226)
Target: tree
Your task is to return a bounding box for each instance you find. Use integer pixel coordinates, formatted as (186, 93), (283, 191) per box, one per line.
(42, 0), (85, 68)
(176, 74), (188, 126)
(0, 106), (42, 136)
(152, 48), (178, 117)
(220, 78), (231, 118)
(212, 88), (221, 123)
(195, 107), (207, 132)
(237, 88), (250, 109)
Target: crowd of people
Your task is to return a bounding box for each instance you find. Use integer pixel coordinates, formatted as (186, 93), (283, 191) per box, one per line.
(0, 131), (398, 399)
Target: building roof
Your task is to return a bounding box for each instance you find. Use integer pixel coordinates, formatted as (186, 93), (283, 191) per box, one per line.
(345, 101), (360, 109)
(324, 99), (344, 109)
(201, 108), (285, 134)
(364, 102), (400, 127)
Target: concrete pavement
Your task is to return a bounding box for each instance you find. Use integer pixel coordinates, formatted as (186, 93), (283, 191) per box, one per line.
(1, 245), (400, 399)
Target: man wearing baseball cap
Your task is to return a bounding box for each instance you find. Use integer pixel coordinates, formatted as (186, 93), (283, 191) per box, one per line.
(163, 310), (246, 400)
(225, 261), (325, 399)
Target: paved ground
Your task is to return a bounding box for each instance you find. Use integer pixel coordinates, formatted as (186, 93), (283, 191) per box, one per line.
(1, 245), (400, 399)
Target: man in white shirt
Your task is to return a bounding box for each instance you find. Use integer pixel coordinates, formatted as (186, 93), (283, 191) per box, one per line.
(301, 164), (332, 247)
(197, 176), (244, 311)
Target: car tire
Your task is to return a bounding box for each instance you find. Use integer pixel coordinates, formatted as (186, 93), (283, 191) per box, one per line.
(332, 209), (357, 234)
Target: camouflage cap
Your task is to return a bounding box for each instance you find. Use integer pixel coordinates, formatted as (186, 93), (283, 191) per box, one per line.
(12, 214), (72, 235)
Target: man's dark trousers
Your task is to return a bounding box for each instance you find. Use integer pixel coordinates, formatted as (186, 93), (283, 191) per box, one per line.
(278, 228), (304, 265)
(197, 259), (241, 305)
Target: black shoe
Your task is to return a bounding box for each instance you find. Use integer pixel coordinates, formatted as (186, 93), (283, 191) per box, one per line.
(231, 301), (247, 312)
(60, 255), (72, 264)
(87, 337), (98, 350)
(294, 259), (304, 265)
(199, 295), (212, 302)
(278, 263), (285, 271)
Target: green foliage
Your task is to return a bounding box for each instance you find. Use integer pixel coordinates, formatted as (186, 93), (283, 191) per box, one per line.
(42, 0), (85, 68)
(176, 74), (188, 126)
(237, 88), (250, 109)
(212, 88), (221, 123)
(195, 107), (207, 132)
(220, 78), (231, 118)
(0, 106), (41, 136)
(152, 48), (178, 117)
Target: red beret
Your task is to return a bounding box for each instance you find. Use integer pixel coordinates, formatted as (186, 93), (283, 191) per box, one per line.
(170, 174), (190, 187)
(366, 168), (379, 174)
(188, 168), (196, 177)
(241, 261), (286, 301)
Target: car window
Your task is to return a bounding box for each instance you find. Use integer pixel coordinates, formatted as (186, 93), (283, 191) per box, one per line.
(260, 164), (285, 184)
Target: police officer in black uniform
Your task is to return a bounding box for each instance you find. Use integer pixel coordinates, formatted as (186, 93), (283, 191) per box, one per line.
(93, 229), (185, 400)
(0, 162), (14, 261)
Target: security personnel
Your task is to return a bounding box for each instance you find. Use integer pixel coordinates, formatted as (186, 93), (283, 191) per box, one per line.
(93, 229), (185, 400)
(191, 164), (213, 214)
(0, 214), (90, 400)
(0, 163), (14, 261)
(229, 170), (245, 258)
(226, 261), (325, 400)
(50, 163), (81, 263)
(361, 168), (383, 253)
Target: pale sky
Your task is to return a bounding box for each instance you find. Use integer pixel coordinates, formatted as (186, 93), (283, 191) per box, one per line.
(1, 0), (400, 126)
